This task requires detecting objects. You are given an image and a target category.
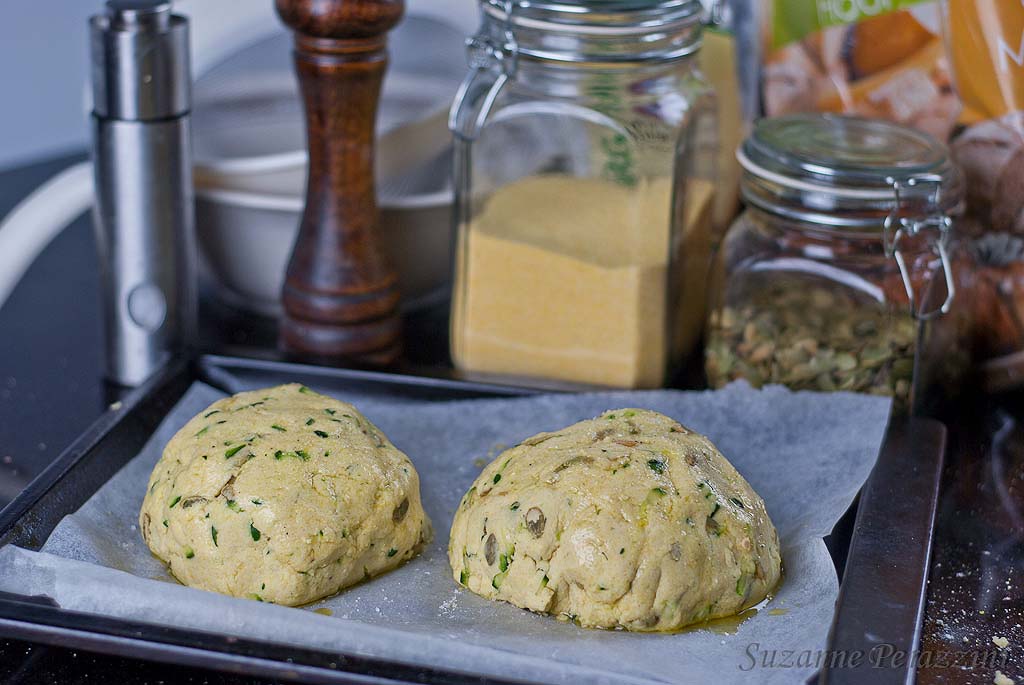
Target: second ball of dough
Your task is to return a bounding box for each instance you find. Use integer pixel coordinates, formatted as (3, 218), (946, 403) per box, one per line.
(449, 408), (781, 631)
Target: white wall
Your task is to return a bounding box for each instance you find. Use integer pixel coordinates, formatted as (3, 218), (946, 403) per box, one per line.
(0, 1), (94, 171)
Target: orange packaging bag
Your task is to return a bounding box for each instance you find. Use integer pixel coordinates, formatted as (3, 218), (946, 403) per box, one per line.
(761, 0), (960, 141)
(947, 0), (1024, 236)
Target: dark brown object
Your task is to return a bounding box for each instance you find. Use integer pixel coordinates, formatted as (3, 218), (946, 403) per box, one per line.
(965, 234), (1024, 392)
(952, 113), (1024, 238)
(275, 0), (404, 363)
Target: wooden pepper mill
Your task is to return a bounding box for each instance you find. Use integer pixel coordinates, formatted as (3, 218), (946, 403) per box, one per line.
(275, 0), (404, 363)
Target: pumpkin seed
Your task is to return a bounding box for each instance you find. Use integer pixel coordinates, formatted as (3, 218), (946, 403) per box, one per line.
(705, 279), (917, 410)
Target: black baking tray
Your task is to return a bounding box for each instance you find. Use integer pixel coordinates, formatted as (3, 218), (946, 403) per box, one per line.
(0, 354), (945, 685)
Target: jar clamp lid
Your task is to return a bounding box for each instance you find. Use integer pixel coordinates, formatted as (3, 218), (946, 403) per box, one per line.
(473, 0), (705, 66)
(737, 114), (963, 320)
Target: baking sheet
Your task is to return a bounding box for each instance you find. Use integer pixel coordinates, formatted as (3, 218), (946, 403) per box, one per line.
(0, 381), (891, 685)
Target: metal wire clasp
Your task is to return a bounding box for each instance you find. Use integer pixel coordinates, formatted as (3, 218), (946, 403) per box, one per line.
(708, 0), (726, 27)
(469, 0), (520, 76)
(449, 0), (519, 141)
(882, 174), (955, 321)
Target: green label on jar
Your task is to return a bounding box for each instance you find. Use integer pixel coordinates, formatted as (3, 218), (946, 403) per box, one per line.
(587, 73), (637, 187)
(771, 0), (934, 49)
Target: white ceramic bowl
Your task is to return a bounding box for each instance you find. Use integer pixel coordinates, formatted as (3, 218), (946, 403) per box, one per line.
(195, 184), (452, 317)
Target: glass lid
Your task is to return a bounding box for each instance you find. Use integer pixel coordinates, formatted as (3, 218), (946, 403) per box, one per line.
(482, 0), (703, 32)
(477, 0), (704, 64)
(740, 114), (957, 193)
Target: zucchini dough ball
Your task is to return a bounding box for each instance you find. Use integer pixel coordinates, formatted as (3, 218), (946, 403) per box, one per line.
(140, 384), (431, 605)
(448, 409), (781, 631)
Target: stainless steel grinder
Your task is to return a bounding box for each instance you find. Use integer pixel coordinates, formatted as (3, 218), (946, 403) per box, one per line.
(89, 0), (195, 386)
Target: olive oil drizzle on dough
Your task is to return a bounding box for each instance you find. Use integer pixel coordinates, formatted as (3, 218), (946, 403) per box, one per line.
(669, 586), (781, 636)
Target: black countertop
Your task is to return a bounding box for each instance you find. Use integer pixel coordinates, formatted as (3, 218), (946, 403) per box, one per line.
(0, 153), (1021, 684)
(0, 154), (105, 510)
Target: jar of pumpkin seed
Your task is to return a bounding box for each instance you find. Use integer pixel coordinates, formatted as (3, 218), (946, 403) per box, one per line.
(705, 114), (963, 413)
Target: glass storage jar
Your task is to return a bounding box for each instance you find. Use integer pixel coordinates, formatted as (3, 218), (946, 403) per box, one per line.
(705, 114), (964, 413)
(449, 0), (717, 389)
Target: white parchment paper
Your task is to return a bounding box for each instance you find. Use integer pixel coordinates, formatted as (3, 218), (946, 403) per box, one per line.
(0, 381), (891, 685)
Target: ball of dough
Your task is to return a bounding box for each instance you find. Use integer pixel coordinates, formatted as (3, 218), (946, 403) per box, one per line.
(140, 383), (431, 605)
(448, 408), (781, 631)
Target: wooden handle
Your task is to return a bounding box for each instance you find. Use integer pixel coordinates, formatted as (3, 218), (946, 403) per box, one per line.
(275, 0), (404, 363)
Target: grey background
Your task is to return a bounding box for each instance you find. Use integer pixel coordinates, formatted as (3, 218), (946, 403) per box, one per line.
(0, 0), (479, 173)
(0, 1), (94, 171)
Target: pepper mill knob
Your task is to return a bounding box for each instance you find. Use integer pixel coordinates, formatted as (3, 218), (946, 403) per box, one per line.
(275, 0), (404, 363)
